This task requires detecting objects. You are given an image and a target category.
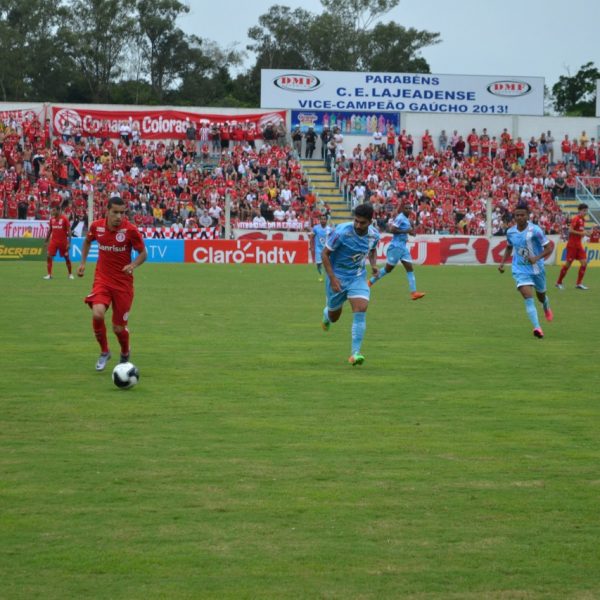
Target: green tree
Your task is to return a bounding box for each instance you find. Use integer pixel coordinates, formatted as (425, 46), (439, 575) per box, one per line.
(65, 0), (136, 102)
(552, 62), (599, 116)
(0, 0), (72, 101)
(135, 0), (190, 101)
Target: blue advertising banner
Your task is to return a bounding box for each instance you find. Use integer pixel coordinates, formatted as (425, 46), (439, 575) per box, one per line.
(55, 238), (184, 263)
(291, 110), (399, 135)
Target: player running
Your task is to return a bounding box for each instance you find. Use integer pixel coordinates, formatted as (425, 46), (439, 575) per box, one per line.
(498, 202), (554, 339)
(310, 214), (333, 281)
(556, 203), (589, 290)
(321, 202), (380, 365)
(77, 196), (147, 371)
(43, 203), (73, 279)
(368, 201), (425, 300)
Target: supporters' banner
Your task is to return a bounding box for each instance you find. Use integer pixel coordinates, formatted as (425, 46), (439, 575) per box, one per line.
(0, 237), (45, 261)
(235, 229), (311, 242)
(0, 103), (45, 127)
(291, 110), (400, 135)
(140, 226), (220, 240)
(51, 106), (286, 140)
(185, 240), (309, 264)
(262, 69), (544, 115)
(556, 242), (600, 266)
(0, 219), (49, 238)
(439, 236), (559, 265)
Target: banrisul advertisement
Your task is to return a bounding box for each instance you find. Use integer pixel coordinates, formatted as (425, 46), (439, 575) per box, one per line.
(262, 69), (544, 115)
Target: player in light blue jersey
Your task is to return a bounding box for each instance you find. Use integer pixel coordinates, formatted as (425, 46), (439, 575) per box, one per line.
(368, 202), (425, 300)
(310, 214), (333, 282)
(498, 203), (554, 338)
(321, 202), (380, 366)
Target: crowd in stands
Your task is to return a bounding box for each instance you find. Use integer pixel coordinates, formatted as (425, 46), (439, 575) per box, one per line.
(331, 126), (600, 235)
(0, 115), (326, 236)
(1, 112), (598, 238)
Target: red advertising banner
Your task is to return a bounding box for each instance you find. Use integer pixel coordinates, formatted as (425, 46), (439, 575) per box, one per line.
(377, 235), (440, 265)
(438, 236), (558, 265)
(51, 106), (286, 140)
(185, 240), (309, 264)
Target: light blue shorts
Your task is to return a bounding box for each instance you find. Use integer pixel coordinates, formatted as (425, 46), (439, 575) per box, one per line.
(386, 245), (412, 265)
(326, 274), (370, 311)
(513, 271), (546, 293)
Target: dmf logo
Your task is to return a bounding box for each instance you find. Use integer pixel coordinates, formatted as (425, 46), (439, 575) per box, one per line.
(273, 73), (321, 92)
(487, 80), (532, 97)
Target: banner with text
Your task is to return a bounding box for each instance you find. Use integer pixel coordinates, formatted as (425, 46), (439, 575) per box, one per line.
(0, 219), (49, 238)
(262, 69), (544, 115)
(185, 240), (309, 264)
(0, 238), (45, 261)
(556, 242), (600, 266)
(51, 106), (287, 140)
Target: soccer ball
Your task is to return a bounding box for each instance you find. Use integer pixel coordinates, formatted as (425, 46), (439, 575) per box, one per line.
(112, 362), (140, 389)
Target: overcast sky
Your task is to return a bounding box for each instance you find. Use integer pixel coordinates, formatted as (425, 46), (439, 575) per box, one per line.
(180, 0), (596, 87)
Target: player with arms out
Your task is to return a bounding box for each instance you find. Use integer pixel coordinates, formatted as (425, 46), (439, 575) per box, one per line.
(321, 202), (380, 365)
(310, 214), (333, 282)
(498, 202), (554, 339)
(556, 203), (589, 290)
(368, 201), (425, 300)
(77, 196), (147, 371)
(43, 203), (73, 279)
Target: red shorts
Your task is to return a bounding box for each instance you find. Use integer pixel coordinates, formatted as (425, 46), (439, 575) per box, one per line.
(565, 245), (586, 262)
(48, 242), (69, 258)
(84, 282), (134, 327)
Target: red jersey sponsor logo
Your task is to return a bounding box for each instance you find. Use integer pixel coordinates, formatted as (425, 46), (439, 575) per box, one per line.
(87, 219), (145, 290)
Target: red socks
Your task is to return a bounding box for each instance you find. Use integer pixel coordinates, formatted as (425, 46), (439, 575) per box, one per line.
(577, 265), (587, 285)
(46, 257), (53, 276)
(115, 328), (130, 355)
(92, 317), (109, 353)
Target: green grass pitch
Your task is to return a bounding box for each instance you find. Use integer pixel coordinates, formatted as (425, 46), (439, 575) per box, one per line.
(2, 262), (600, 599)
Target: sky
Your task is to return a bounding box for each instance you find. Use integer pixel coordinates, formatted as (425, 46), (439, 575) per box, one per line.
(180, 0), (596, 88)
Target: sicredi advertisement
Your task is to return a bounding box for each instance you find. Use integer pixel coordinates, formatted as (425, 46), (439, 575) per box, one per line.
(262, 69), (544, 115)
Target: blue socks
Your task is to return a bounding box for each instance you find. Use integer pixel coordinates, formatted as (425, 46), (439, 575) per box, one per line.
(351, 312), (366, 354)
(524, 297), (540, 329)
(323, 306), (330, 323)
(370, 267), (388, 285)
(407, 271), (416, 292)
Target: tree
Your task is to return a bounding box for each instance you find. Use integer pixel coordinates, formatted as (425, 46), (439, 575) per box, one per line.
(247, 6), (315, 70)
(0, 0), (72, 101)
(135, 0), (190, 101)
(552, 62), (599, 116)
(360, 22), (440, 73)
(65, 0), (136, 102)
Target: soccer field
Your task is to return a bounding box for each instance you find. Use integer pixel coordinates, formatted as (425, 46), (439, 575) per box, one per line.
(2, 262), (599, 599)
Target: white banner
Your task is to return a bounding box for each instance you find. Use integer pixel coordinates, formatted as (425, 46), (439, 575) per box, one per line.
(0, 219), (48, 238)
(261, 69), (544, 116)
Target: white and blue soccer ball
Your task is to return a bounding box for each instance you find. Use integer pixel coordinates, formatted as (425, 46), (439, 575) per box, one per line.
(112, 362), (140, 389)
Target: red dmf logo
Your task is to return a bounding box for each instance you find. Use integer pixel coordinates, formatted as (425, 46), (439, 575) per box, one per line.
(487, 80), (532, 97)
(273, 73), (321, 92)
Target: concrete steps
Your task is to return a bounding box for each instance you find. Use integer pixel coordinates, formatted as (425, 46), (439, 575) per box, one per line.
(300, 159), (352, 223)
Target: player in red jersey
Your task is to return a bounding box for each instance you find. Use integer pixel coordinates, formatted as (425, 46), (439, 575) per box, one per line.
(556, 203), (589, 290)
(43, 204), (73, 279)
(77, 196), (147, 371)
